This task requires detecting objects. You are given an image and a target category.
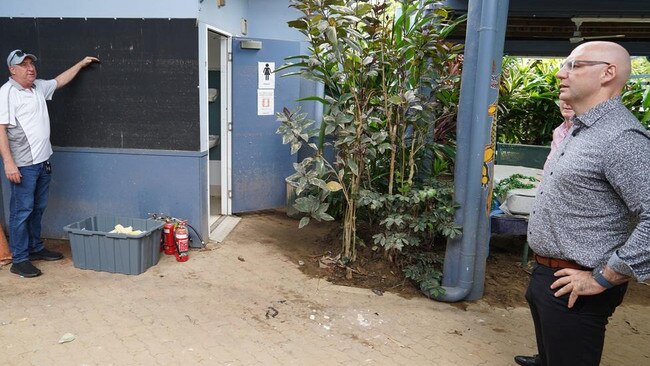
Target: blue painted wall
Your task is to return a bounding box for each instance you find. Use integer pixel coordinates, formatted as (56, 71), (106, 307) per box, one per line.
(198, 0), (249, 35)
(247, 0), (305, 41)
(231, 38), (301, 212)
(0, 148), (208, 244)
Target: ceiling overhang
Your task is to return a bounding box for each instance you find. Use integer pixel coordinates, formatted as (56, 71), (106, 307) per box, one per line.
(445, 0), (650, 56)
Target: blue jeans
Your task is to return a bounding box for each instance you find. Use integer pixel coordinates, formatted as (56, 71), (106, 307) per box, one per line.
(9, 161), (51, 263)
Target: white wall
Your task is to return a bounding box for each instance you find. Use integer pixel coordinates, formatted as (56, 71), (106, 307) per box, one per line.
(1, 0), (304, 41)
(0, 0), (196, 18)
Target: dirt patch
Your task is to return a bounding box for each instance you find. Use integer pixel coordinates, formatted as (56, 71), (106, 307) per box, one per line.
(240, 209), (650, 309)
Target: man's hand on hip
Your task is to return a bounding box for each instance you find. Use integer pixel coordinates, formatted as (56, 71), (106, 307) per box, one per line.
(550, 268), (606, 308)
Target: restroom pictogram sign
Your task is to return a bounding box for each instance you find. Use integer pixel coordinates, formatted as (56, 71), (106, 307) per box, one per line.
(258, 62), (275, 89)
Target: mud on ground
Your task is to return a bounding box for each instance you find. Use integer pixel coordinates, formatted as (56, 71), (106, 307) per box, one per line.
(240, 209), (650, 309)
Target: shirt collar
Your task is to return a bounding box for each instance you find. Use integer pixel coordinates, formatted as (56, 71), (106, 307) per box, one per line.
(7, 77), (35, 91)
(571, 96), (623, 128)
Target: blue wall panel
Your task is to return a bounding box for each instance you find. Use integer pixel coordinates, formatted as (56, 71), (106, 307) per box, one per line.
(246, 0), (305, 41)
(198, 0), (248, 36)
(1, 148), (208, 246)
(231, 38), (300, 213)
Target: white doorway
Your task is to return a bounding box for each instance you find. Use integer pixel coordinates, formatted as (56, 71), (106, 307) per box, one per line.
(206, 28), (233, 232)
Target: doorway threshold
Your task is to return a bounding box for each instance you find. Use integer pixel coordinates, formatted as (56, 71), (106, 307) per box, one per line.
(209, 215), (241, 243)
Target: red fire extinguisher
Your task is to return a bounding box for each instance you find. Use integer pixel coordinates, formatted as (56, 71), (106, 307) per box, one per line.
(174, 221), (190, 262)
(162, 220), (176, 255)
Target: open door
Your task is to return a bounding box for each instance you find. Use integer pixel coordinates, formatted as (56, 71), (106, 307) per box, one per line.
(230, 37), (301, 213)
(205, 28), (233, 225)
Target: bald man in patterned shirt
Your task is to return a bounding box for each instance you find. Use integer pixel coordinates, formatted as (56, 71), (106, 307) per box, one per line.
(515, 42), (650, 366)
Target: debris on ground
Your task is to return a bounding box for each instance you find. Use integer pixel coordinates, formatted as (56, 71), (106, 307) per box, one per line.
(185, 315), (198, 325)
(318, 253), (341, 268)
(265, 307), (279, 319)
(357, 314), (370, 327)
(58, 333), (75, 344)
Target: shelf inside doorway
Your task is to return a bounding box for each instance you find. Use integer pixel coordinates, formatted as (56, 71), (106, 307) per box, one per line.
(209, 135), (220, 149)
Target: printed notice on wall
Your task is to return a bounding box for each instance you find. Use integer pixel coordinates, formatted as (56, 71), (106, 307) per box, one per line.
(257, 89), (275, 115)
(258, 62), (275, 89)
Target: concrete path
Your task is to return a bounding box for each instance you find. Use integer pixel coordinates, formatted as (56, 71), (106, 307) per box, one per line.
(1, 213), (648, 365)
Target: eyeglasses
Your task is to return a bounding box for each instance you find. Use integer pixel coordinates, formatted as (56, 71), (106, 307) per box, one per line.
(560, 59), (611, 73)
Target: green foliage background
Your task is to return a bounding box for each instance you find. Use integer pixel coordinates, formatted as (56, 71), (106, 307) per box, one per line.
(497, 57), (650, 145)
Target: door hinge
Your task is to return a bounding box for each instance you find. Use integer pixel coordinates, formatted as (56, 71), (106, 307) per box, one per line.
(228, 52), (232, 61)
(228, 122), (233, 131)
(228, 190), (232, 198)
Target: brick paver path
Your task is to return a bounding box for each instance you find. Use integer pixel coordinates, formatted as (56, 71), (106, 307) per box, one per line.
(1, 213), (648, 365)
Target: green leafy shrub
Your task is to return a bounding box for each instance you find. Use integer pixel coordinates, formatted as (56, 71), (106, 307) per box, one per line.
(277, 0), (464, 294)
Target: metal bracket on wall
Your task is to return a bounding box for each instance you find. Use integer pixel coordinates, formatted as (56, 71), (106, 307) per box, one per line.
(240, 40), (262, 50)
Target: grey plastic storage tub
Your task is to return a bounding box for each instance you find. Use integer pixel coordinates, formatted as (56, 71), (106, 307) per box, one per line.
(63, 215), (164, 275)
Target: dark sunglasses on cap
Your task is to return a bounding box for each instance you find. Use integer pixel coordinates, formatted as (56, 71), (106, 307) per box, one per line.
(9, 50), (25, 64)
(8, 50), (37, 66)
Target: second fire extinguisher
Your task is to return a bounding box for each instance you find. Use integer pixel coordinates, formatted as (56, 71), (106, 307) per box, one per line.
(162, 220), (176, 255)
(174, 221), (190, 262)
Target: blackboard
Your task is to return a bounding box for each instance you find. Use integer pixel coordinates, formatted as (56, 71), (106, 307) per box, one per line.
(0, 18), (199, 151)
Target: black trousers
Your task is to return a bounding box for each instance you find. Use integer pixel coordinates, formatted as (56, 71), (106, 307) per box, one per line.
(525, 264), (628, 366)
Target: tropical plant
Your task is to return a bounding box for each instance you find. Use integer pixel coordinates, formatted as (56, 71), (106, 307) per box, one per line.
(276, 0), (463, 287)
(622, 78), (650, 126)
(357, 178), (459, 250)
(497, 57), (562, 145)
(631, 56), (650, 75)
(498, 57), (650, 145)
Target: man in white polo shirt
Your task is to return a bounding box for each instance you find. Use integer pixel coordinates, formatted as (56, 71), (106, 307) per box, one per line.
(0, 49), (99, 277)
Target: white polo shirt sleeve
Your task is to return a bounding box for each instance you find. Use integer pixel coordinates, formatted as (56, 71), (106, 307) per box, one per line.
(0, 80), (16, 126)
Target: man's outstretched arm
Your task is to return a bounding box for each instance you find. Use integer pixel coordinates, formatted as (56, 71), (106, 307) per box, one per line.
(54, 56), (100, 89)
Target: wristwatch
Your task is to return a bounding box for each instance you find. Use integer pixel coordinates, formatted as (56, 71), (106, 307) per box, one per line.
(593, 268), (615, 289)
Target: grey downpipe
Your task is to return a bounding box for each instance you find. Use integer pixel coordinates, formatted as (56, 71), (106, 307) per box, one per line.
(467, 0), (509, 301)
(434, 0), (500, 302)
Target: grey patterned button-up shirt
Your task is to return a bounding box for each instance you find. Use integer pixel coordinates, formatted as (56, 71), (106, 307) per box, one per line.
(528, 96), (650, 281)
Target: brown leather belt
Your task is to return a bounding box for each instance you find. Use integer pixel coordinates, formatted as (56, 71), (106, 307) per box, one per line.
(534, 254), (590, 271)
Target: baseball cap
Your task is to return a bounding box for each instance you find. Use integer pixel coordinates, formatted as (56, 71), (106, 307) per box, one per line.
(7, 49), (37, 67)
